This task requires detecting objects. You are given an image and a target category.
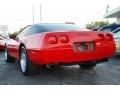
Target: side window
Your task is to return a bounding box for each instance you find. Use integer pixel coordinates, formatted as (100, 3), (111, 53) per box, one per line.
(26, 25), (42, 35)
(18, 26), (31, 37)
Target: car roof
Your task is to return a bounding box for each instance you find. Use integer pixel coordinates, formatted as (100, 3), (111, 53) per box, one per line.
(32, 23), (76, 27)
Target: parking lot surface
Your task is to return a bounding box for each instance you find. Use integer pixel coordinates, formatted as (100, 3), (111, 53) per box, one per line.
(0, 51), (120, 85)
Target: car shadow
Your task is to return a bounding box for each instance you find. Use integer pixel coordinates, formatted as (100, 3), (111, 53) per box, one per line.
(113, 54), (120, 59)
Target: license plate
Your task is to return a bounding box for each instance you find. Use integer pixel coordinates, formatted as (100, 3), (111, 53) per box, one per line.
(73, 42), (94, 52)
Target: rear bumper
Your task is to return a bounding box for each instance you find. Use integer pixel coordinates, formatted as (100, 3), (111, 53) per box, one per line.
(27, 45), (115, 65)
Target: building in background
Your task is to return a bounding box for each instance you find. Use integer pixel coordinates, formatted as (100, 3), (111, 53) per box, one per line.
(104, 7), (120, 24)
(0, 25), (9, 38)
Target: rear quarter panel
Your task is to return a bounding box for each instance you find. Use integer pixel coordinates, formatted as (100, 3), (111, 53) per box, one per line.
(7, 34), (44, 60)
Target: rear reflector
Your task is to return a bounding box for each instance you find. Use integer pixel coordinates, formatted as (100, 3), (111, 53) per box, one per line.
(48, 35), (58, 44)
(98, 34), (104, 40)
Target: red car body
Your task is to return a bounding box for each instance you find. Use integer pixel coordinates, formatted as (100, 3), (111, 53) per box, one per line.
(0, 37), (6, 50)
(0, 44), (4, 49)
(6, 24), (116, 75)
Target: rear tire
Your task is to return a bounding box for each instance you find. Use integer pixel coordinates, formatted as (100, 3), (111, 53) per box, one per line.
(20, 46), (38, 75)
(5, 46), (15, 63)
(79, 62), (96, 69)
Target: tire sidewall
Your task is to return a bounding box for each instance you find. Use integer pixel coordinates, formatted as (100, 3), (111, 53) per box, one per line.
(4, 45), (9, 62)
(4, 45), (15, 63)
(4, 46), (8, 62)
(20, 47), (29, 75)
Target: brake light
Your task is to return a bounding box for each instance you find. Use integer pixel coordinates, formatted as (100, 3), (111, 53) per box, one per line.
(48, 35), (58, 44)
(98, 34), (104, 40)
(106, 34), (113, 41)
(60, 35), (69, 43)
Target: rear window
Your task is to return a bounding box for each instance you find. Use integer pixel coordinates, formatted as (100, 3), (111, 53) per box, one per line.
(40, 24), (82, 32)
(100, 27), (112, 32)
(25, 24), (88, 35)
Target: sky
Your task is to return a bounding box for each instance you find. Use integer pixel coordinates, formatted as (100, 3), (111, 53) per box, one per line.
(0, 0), (120, 33)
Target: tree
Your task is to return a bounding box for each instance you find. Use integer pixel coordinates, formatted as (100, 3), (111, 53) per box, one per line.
(85, 21), (110, 30)
(9, 28), (24, 39)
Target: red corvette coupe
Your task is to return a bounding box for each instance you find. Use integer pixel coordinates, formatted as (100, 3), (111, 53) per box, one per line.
(5, 23), (116, 75)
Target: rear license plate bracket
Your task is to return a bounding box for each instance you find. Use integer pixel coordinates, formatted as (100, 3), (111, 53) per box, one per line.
(73, 42), (94, 52)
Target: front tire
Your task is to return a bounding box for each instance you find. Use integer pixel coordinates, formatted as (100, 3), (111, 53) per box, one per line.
(20, 46), (37, 75)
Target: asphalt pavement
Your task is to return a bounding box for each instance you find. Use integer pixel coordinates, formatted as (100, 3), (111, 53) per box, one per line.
(0, 51), (120, 85)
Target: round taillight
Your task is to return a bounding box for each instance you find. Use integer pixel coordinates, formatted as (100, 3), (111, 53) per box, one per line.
(106, 34), (113, 41)
(48, 35), (58, 44)
(60, 35), (69, 43)
(98, 34), (104, 40)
